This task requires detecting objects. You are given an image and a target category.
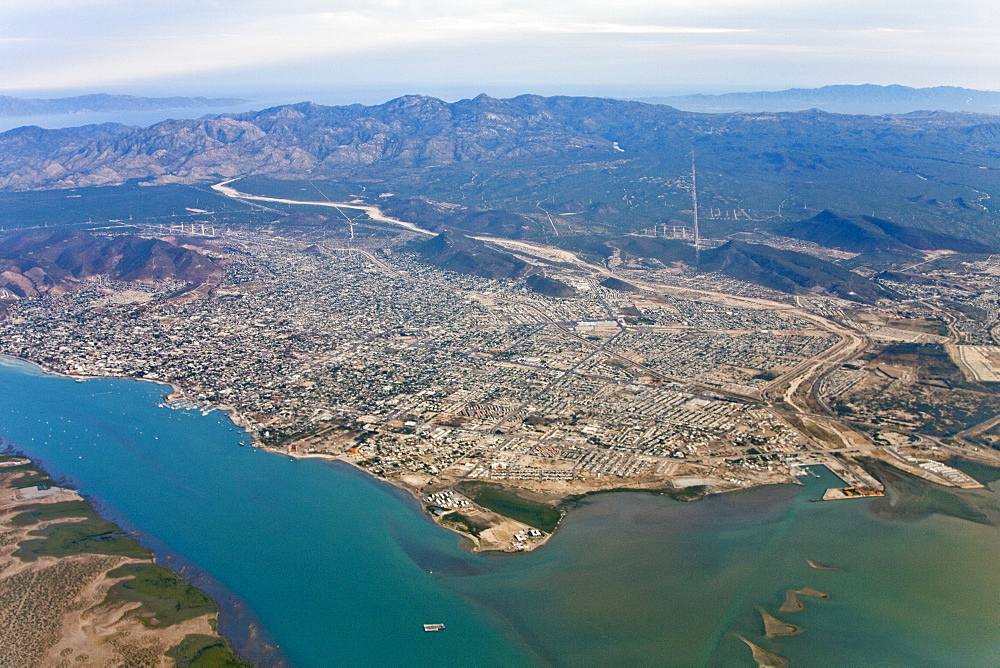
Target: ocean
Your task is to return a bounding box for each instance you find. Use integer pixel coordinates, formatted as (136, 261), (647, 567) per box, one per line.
(2, 355), (999, 667)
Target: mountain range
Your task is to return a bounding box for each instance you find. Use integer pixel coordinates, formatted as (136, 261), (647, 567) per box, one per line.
(637, 84), (1000, 115)
(0, 93), (995, 304)
(1, 93), (997, 248)
(0, 94), (997, 199)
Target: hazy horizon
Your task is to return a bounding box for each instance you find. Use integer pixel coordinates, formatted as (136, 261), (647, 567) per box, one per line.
(4, 81), (999, 106)
(3, 1), (998, 98)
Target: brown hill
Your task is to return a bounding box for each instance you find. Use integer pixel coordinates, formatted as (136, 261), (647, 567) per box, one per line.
(0, 230), (221, 298)
(410, 232), (535, 280)
(526, 274), (576, 298)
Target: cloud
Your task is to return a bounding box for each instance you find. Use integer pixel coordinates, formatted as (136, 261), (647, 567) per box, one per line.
(1, 6), (756, 89)
(0, 0), (997, 92)
(537, 23), (751, 35)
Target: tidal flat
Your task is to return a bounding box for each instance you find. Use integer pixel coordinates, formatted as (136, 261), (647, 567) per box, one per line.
(0, 453), (244, 667)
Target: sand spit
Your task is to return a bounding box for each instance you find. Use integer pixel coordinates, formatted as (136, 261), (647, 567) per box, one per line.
(269, 447), (552, 553)
(780, 587), (831, 613)
(738, 635), (789, 668)
(0, 461), (242, 667)
(780, 589), (806, 613)
(758, 606), (801, 638)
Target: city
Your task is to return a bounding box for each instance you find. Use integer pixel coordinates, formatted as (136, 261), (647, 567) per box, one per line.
(3, 219), (992, 551)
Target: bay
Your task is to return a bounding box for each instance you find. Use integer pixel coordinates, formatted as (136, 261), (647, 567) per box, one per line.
(0, 357), (537, 667)
(2, 355), (1000, 667)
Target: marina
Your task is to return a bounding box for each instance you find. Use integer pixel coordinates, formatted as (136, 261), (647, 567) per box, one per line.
(158, 397), (219, 416)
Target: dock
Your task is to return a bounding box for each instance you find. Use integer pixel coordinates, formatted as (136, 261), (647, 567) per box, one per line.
(821, 486), (884, 501)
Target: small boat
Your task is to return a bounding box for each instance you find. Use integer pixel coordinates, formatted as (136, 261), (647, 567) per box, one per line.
(423, 623), (446, 632)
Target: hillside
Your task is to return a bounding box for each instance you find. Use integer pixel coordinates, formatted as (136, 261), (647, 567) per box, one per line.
(774, 210), (994, 255)
(612, 237), (696, 266)
(699, 240), (896, 303)
(381, 198), (533, 238)
(638, 84), (1000, 115)
(599, 276), (640, 292)
(526, 274), (576, 298)
(0, 230), (221, 298)
(410, 232), (535, 280)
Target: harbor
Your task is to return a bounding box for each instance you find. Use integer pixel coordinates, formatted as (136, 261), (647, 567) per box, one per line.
(157, 396), (218, 416)
(787, 456), (885, 500)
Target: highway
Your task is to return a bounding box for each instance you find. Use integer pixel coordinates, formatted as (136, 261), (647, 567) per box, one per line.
(211, 179), (436, 237)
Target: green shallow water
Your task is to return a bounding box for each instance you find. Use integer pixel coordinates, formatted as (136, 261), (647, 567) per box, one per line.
(2, 355), (999, 667)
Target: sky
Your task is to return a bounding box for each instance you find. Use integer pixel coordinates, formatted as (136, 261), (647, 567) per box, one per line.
(3, 0), (999, 101)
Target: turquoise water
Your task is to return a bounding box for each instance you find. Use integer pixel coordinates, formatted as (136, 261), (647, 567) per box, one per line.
(0, 357), (537, 667)
(2, 355), (1000, 667)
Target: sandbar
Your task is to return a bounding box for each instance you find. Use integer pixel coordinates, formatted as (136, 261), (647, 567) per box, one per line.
(0, 456), (245, 666)
(758, 606), (801, 638)
(779, 589), (806, 613)
(780, 586), (830, 613)
(739, 635), (789, 668)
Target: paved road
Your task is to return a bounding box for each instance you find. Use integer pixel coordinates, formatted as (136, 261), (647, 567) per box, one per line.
(211, 179), (436, 236)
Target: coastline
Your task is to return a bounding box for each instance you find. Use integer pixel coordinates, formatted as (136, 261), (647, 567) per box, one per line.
(0, 353), (781, 555)
(2, 354), (543, 552)
(262, 443), (766, 554)
(263, 445), (557, 553)
(0, 453), (247, 666)
(0, 353), (259, 438)
(0, 354), (286, 666)
(0, 356), (608, 553)
(2, 354), (939, 558)
(0, 353), (186, 401)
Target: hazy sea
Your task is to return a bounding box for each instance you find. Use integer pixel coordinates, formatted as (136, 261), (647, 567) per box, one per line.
(2, 355), (999, 667)
(0, 85), (755, 134)
(0, 102), (267, 133)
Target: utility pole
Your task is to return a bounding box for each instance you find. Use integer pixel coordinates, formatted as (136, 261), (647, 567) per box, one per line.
(691, 151), (701, 266)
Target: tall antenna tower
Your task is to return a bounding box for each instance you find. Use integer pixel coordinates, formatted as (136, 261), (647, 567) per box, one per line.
(690, 151), (701, 266)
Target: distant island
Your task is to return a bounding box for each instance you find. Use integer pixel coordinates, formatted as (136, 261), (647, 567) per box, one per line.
(0, 93), (248, 117)
(636, 84), (1000, 115)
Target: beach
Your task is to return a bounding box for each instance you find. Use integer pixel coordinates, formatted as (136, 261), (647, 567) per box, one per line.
(0, 455), (243, 666)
